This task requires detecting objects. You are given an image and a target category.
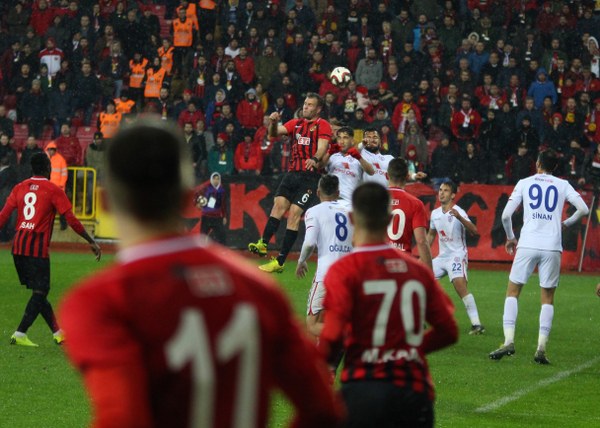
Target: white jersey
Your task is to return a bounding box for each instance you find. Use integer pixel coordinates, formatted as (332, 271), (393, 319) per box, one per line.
(303, 200), (353, 282)
(327, 152), (364, 202)
(505, 173), (584, 251)
(430, 204), (470, 258)
(361, 149), (393, 187)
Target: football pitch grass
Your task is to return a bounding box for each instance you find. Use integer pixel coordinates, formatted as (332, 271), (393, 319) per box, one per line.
(0, 248), (599, 427)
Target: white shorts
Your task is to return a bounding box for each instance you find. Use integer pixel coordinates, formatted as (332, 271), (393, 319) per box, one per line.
(306, 278), (325, 316)
(433, 255), (468, 282)
(509, 248), (561, 288)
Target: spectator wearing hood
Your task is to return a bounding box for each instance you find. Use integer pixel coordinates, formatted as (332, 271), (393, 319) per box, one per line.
(528, 68), (557, 108)
(207, 132), (234, 176)
(236, 88), (264, 130)
(195, 172), (227, 245)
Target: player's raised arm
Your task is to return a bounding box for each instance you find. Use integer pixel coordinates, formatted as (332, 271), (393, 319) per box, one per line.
(347, 147), (375, 176)
(268, 112), (288, 138)
(414, 227), (433, 270)
(426, 228), (436, 246)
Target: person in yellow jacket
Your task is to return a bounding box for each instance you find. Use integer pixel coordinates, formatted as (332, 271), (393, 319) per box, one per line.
(45, 142), (68, 191)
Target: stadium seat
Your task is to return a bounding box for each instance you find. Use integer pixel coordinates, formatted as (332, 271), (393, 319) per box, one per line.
(13, 124), (29, 140)
(77, 126), (97, 146)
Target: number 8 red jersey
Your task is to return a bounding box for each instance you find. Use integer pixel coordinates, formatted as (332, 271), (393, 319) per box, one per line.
(0, 177), (74, 258)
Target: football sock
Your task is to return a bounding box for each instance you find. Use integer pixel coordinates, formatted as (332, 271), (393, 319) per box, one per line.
(17, 293), (45, 333)
(537, 304), (554, 352)
(39, 298), (59, 333)
(462, 294), (481, 326)
(262, 216), (281, 244)
(502, 296), (518, 346)
(13, 331), (26, 338)
(276, 229), (298, 266)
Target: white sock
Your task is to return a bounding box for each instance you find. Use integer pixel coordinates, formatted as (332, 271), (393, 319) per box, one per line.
(13, 331), (26, 338)
(462, 293), (481, 326)
(53, 330), (63, 337)
(538, 304), (554, 352)
(503, 297), (518, 346)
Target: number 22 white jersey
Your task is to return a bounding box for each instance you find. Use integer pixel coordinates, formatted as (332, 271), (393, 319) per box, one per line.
(430, 205), (470, 258)
(508, 174), (583, 251)
(303, 200), (353, 282)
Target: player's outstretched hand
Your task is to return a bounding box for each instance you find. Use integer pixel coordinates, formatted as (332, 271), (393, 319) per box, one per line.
(296, 261), (308, 279)
(347, 147), (362, 160)
(91, 241), (102, 261)
(448, 207), (459, 218)
(505, 238), (517, 256)
(596, 283), (600, 298)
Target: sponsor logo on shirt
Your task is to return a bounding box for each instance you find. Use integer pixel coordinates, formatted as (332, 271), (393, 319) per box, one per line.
(384, 259), (407, 272)
(297, 136), (311, 145)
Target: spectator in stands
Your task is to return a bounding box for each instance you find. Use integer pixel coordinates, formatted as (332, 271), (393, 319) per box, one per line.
(0, 105), (14, 140)
(55, 123), (82, 168)
(49, 79), (75, 138)
(98, 101), (123, 140)
(74, 61), (100, 126)
(20, 79), (48, 139)
(0, 133), (17, 168)
(0, 154), (17, 242)
(451, 95), (482, 146)
(528, 68), (557, 109)
(18, 136), (43, 182)
(140, 5), (161, 41)
(99, 40), (128, 99)
(544, 113), (568, 154)
(430, 136), (457, 190)
(45, 141), (68, 192)
(580, 143), (600, 190)
(85, 132), (105, 213)
(505, 142), (536, 185)
(208, 132), (234, 176)
(213, 103), (240, 137)
(457, 141), (485, 185)
(401, 123), (428, 166)
(182, 121), (207, 181)
(355, 47), (383, 91)
(7, 2), (30, 39)
(39, 38), (64, 79)
(564, 139), (586, 187)
(234, 46), (255, 86)
(234, 131), (263, 176)
(236, 88), (263, 131)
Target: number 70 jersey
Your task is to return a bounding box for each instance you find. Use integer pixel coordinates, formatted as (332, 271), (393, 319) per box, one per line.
(509, 173), (583, 251)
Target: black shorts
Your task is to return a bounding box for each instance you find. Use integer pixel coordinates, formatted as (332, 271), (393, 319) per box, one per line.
(275, 171), (320, 210)
(13, 255), (50, 292)
(341, 381), (434, 428)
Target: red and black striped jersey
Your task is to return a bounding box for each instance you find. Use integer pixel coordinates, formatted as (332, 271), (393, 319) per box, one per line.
(283, 117), (332, 172)
(321, 244), (456, 400)
(0, 177), (73, 258)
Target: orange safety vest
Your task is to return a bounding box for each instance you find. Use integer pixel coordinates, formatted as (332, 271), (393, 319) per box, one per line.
(114, 98), (135, 114)
(157, 46), (174, 74)
(48, 152), (68, 190)
(176, 3), (199, 30)
(129, 58), (148, 88)
(99, 112), (123, 138)
(144, 68), (166, 99)
(172, 18), (194, 48)
(199, 0), (216, 10)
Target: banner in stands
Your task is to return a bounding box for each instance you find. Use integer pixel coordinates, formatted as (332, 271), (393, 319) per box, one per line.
(182, 177), (598, 272)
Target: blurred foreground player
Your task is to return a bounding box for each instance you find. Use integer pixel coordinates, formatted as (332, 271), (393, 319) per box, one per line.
(0, 153), (100, 347)
(59, 122), (343, 428)
(319, 182), (458, 428)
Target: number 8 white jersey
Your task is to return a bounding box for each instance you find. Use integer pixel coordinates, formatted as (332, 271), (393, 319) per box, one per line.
(303, 200), (353, 282)
(508, 174), (583, 251)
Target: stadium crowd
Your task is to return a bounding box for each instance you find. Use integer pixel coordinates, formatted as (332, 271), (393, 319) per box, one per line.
(0, 0), (600, 192)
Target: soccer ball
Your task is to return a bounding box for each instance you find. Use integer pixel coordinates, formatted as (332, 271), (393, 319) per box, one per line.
(196, 195), (208, 208)
(330, 66), (352, 87)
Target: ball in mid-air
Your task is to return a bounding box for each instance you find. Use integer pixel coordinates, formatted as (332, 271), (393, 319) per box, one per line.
(330, 66), (352, 87)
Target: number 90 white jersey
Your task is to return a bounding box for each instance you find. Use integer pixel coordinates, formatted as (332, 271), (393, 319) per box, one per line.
(509, 174), (583, 251)
(303, 200), (353, 282)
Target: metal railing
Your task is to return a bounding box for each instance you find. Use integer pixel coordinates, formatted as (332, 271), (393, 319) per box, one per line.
(66, 167), (97, 220)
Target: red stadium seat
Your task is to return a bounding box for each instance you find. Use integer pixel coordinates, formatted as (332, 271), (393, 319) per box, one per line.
(13, 123), (29, 140)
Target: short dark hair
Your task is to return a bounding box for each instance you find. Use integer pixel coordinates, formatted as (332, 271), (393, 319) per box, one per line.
(440, 180), (458, 194)
(336, 126), (354, 137)
(31, 152), (50, 176)
(388, 158), (408, 182)
(106, 121), (193, 223)
(305, 92), (324, 108)
(538, 149), (559, 173)
(318, 174), (339, 197)
(352, 182), (390, 231)
(363, 127), (380, 136)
